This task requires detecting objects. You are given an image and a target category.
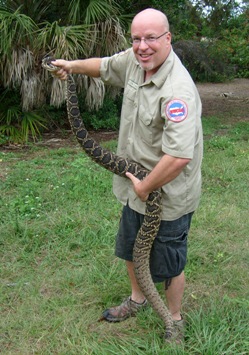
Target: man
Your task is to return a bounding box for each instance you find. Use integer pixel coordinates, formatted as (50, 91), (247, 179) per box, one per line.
(52, 8), (203, 343)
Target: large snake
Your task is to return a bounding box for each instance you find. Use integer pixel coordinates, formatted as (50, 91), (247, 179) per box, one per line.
(42, 57), (173, 339)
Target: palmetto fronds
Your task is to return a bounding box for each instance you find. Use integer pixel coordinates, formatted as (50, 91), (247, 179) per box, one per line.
(48, 75), (105, 111)
(0, 0), (129, 143)
(68, 0), (122, 26)
(1, 48), (34, 87)
(77, 75), (105, 111)
(93, 18), (127, 56)
(21, 74), (45, 111)
(37, 22), (97, 59)
(0, 7), (37, 56)
(0, 1), (128, 111)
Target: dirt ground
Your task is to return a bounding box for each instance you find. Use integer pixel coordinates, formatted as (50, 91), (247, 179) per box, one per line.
(1, 78), (248, 150)
(196, 78), (249, 122)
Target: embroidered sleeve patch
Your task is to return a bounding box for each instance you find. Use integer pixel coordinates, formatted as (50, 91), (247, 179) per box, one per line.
(166, 99), (188, 123)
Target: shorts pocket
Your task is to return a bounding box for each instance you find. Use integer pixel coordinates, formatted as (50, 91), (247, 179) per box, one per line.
(150, 229), (188, 281)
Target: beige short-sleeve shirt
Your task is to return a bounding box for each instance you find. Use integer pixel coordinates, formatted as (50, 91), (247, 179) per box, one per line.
(100, 48), (203, 220)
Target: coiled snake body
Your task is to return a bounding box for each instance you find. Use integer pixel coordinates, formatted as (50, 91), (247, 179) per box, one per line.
(42, 57), (173, 339)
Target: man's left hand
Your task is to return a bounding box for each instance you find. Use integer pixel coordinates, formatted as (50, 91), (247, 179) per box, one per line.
(125, 172), (149, 202)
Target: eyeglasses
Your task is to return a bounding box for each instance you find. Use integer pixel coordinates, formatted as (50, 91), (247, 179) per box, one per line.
(130, 31), (169, 45)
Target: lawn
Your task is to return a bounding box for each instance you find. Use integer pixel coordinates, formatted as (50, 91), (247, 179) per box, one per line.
(0, 116), (248, 354)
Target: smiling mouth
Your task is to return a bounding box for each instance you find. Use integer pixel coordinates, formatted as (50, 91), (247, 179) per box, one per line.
(139, 54), (152, 60)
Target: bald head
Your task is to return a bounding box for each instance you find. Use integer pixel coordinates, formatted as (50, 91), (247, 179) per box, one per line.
(132, 8), (169, 32)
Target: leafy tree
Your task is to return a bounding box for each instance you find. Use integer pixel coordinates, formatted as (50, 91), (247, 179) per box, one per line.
(194, 0), (246, 37)
(209, 11), (249, 78)
(151, 0), (202, 40)
(1, 0), (49, 22)
(0, 0), (129, 143)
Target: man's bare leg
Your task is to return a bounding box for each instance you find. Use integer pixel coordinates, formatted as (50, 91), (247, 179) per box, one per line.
(165, 272), (185, 321)
(126, 260), (146, 303)
(126, 261), (184, 320)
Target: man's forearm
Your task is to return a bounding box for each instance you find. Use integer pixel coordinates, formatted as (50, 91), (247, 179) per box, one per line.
(51, 58), (102, 80)
(126, 154), (191, 201)
(141, 154), (190, 194)
(70, 58), (102, 77)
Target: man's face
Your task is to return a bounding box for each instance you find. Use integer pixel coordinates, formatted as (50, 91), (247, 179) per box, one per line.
(131, 17), (171, 76)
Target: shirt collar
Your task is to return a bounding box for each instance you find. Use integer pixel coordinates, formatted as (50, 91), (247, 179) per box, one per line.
(133, 48), (175, 88)
(150, 49), (174, 88)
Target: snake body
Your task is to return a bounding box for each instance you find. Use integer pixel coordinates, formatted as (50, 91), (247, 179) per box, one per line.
(42, 57), (173, 338)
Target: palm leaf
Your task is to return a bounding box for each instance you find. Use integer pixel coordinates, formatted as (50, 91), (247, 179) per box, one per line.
(49, 77), (66, 107)
(84, 0), (120, 24)
(68, 0), (81, 25)
(21, 74), (45, 111)
(1, 48), (34, 88)
(0, 7), (37, 57)
(77, 75), (105, 110)
(37, 21), (96, 59)
(95, 18), (127, 56)
(0, 105), (22, 143)
(0, 124), (22, 143)
(68, 0), (121, 25)
(0, 105), (21, 125)
(21, 112), (47, 142)
(3, 0), (50, 23)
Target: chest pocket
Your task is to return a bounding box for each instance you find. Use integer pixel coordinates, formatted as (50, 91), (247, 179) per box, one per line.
(138, 104), (153, 145)
(123, 79), (138, 104)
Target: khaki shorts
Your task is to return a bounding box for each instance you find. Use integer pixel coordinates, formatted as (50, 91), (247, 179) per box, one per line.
(115, 204), (194, 283)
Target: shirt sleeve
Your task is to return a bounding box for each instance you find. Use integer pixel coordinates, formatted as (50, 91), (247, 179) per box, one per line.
(100, 48), (133, 88)
(161, 94), (201, 160)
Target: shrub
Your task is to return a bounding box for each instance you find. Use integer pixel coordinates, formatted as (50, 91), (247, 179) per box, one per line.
(79, 93), (121, 131)
(0, 88), (48, 144)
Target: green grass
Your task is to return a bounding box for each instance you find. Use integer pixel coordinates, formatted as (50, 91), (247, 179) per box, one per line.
(0, 118), (249, 354)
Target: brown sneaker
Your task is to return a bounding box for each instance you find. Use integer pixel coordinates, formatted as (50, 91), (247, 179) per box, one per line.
(101, 296), (148, 322)
(165, 317), (185, 344)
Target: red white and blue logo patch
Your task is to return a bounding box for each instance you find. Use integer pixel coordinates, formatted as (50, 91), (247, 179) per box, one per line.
(166, 99), (188, 123)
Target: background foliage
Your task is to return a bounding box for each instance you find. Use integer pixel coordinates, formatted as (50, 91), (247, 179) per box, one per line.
(0, 0), (248, 143)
